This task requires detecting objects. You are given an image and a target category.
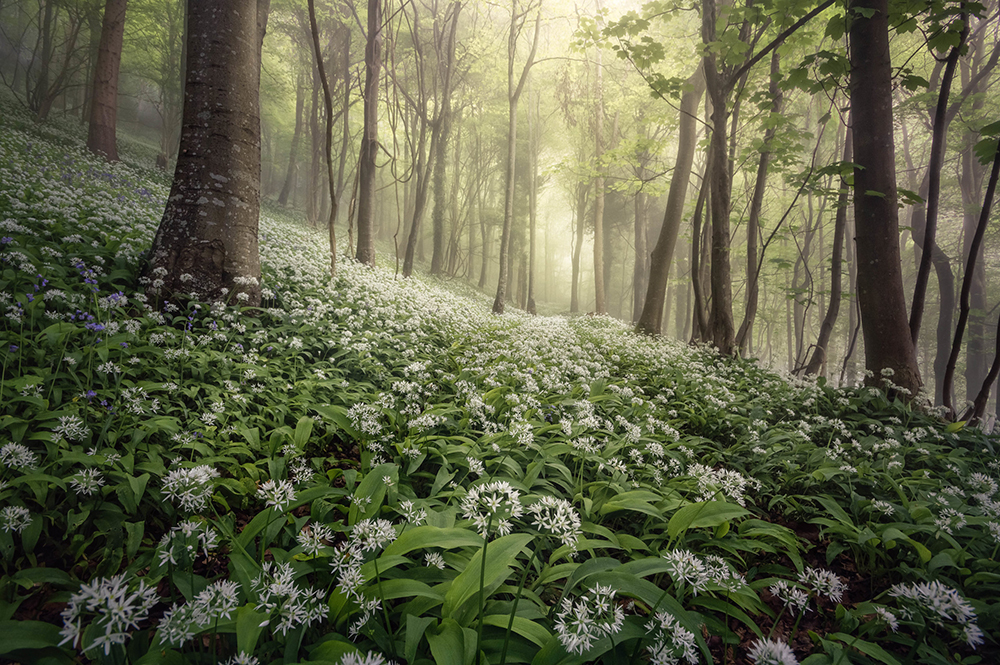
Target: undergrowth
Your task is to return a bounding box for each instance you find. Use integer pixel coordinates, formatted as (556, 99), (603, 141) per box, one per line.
(0, 99), (998, 665)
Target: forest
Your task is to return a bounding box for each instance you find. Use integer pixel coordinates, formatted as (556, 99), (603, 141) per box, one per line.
(0, 0), (999, 663)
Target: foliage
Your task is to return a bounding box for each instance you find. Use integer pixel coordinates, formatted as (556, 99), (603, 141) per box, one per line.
(0, 98), (998, 665)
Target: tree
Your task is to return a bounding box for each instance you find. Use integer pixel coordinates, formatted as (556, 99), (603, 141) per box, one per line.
(86, 0), (127, 161)
(309, 0), (338, 276)
(356, 0), (382, 265)
(145, 0), (271, 307)
(848, 0), (921, 394)
(492, 0), (540, 315)
(635, 65), (705, 335)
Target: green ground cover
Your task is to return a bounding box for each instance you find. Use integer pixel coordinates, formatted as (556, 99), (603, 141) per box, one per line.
(0, 101), (998, 665)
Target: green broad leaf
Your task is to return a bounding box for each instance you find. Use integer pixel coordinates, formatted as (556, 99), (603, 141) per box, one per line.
(349, 463), (399, 525)
(426, 617), (468, 665)
(667, 501), (750, 538)
(125, 521), (144, 559)
(689, 595), (764, 637)
(812, 495), (855, 528)
(307, 640), (363, 663)
(12, 567), (72, 588)
(313, 404), (360, 438)
(383, 526), (484, 558)
(442, 533), (533, 619)
(0, 619), (62, 653)
(599, 490), (664, 518)
(945, 421), (966, 433)
(236, 604), (269, 655)
(826, 633), (901, 665)
(482, 614), (552, 647)
(127, 473), (150, 511)
(371, 578), (443, 602)
(293, 415), (314, 449)
(405, 615), (437, 664)
(563, 557), (620, 596)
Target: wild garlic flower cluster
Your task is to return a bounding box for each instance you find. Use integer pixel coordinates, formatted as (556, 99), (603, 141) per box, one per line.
(251, 561), (327, 636)
(158, 580), (240, 645)
(257, 478), (297, 511)
(0, 442), (38, 470)
(161, 465), (220, 513)
(59, 574), (158, 655)
(460, 480), (524, 538)
(527, 495), (582, 552)
(889, 581), (984, 648)
(156, 519), (219, 567)
(661, 549), (746, 596)
(747, 638), (799, 665)
(297, 523), (335, 556)
(645, 611), (698, 665)
(554, 584), (624, 655)
(0, 504), (33, 532)
(798, 566), (847, 604)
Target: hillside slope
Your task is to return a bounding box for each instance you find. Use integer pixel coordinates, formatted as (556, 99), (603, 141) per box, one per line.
(0, 101), (998, 664)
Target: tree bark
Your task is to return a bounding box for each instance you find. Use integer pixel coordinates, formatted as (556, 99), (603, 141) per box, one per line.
(804, 123), (852, 376)
(909, 10), (966, 345)
(278, 70), (305, 207)
(635, 65), (705, 334)
(945, 136), (1000, 418)
(430, 1), (462, 275)
(308, 0), (338, 276)
(493, 3), (540, 314)
(703, 0), (735, 354)
(570, 176), (588, 312)
(86, 0), (127, 161)
(848, 0), (921, 395)
(736, 51), (781, 353)
(146, 0), (267, 306)
(356, 0), (382, 266)
(592, 51), (606, 315)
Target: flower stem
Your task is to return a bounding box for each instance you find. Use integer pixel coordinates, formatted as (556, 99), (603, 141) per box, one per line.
(499, 544), (540, 665)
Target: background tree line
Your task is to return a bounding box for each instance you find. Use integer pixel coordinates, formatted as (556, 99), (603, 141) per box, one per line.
(1, 0), (999, 420)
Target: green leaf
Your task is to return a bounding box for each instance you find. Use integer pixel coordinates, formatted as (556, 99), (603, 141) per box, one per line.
(426, 618), (468, 665)
(236, 604), (268, 655)
(826, 632), (901, 665)
(667, 501), (750, 538)
(405, 615), (437, 664)
(293, 415), (314, 449)
(442, 533), (533, 619)
(482, 614), (552, 647)
(349, 463), (398, 524)
(0, 620), (62, 654)
(383, 526), (484, 558)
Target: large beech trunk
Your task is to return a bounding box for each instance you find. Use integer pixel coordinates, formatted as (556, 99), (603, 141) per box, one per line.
(848, 0), (921, 395)
(146, 0), (269, 307)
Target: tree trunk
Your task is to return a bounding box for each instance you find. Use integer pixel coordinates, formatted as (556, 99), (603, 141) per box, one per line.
(430, 2), (462, 275)
(87, 0), (127, 162)
(308, 0), (338, 276)
(735, 51), (781, 352)
(493, 4), (540, 314)
(804, 123), (852, 376)
(848, 0), (921, 394)
(632, 187), (648, 323)
(146, 0), (267, 306)
(592, 50), (606, 315)
(702, 0), (735, 354)
(909, 12), (966, 345)
(527, 90), (539, 314)
(356, 0), (382, 266)
(945, 137), (1000, 417)
(635, 65), (705, 334)
(278, 70), (305, 207)
(570, 178), (587, 312)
